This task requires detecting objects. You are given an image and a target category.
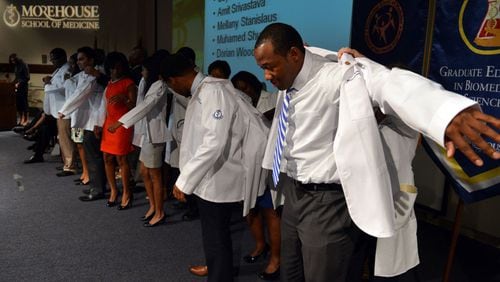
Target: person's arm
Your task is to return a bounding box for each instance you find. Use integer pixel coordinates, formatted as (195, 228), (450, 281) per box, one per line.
(108, 81), (166, 133)
(125, 83), (137, 109)
(25, 113), (46, 134)
(339, 47), (499, 166)
(174, 86), (234, 195)
(58, 77), (95, 118)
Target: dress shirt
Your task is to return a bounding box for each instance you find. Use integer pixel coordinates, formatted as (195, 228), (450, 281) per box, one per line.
(58, 71), (106, 131)
(274, 50), (343, 184)
(119, 80), (171, 145)
(44, 63), (70, 118)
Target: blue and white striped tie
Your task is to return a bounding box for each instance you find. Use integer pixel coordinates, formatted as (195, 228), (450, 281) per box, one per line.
(272, 89), (292, 188)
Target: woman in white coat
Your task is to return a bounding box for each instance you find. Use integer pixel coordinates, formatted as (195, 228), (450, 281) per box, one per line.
(108, 53), (171, 227)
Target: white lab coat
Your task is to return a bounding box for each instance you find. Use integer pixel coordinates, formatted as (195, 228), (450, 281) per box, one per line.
(44, 63), (70, 118)
(132, 77), (146, 147)
(167, 93), (189, 168)
(256, 90), (277, 115)
(119, 80), (172, 145)
(58, 71), (106, 131)
(63, 72), (81, 127)
(334, 54), (476, 276)
(229, 83), (269, 216)
(375, 117), (420, 277)
(335, 54), (476, 238)
(175, 76), (267, 215)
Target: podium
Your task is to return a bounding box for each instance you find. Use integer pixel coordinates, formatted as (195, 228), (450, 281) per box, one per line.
(0, 82), (16, 130)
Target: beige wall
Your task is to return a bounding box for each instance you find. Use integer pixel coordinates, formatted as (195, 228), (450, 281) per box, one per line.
(0, 0), (172, 65)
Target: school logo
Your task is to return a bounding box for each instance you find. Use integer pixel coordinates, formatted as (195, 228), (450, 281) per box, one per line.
(459, 0), (500, 55)
(364, 0), (404, 54)
(3, 4), (20, 27)
(213, 110), (223, 120)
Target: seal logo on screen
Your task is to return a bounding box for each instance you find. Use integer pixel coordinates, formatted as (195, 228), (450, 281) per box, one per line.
(364, 0), (404, 54)
(459, 0), (500, 55)
(3, 4), (20, 27)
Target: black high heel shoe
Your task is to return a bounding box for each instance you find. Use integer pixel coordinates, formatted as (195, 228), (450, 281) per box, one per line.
(258, 266), (280, 281)
(243, 244), (270, 263)
(143, 215), (165, 227)
(140, 212), (155, 222)
(106, 198), (118, 207)
(117, 195), (133, 210)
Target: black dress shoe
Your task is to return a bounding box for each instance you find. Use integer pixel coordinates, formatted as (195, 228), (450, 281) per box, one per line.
(23, 133), (36, 141)
(82, 188), (91, 195)
(75, 180), (89, 186)
(243, 244), (270, 263)
(79, 194), (105, 202)
(182, 210), (199, 221)
(24, 155), (44, 164)
(12, 125), (25, 134)
(258, 267), (280, 281)
(56, 170), (76, 177)
(143, 215), (165, 227)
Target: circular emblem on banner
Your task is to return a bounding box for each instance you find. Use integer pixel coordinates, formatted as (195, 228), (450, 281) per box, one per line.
(364, 0), (404, 54)
(3, 4), (20, 27)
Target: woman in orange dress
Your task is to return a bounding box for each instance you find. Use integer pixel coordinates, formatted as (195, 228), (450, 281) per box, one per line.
(101, 52), (137, 209)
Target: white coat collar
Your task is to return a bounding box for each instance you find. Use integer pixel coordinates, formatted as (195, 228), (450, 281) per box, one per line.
(190, 72), (206, 94)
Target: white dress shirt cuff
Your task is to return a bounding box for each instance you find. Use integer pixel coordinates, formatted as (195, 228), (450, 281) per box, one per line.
(174, 174), (194, 195)
(427, 98), (477, 147)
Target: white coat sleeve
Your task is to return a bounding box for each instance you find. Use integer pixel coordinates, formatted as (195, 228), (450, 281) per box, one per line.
(58, 77), (96, 116)
(119, 85), (166, 129)
(358, 57), (477, 147)
(175, 88), (234, 194)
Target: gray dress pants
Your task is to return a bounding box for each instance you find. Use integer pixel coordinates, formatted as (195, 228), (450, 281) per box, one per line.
(280, 174), (362, 282)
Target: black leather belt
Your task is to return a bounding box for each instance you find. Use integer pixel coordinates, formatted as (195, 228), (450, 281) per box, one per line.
(294, 180), (342, 192)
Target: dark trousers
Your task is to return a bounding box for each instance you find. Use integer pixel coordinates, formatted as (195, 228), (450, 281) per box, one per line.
(196, 196), (237, 282)
(33, 116), (57, 158)
(186, 194), (199, 214)
(280, 174), (362, 282)
(83, 130), (106, 196)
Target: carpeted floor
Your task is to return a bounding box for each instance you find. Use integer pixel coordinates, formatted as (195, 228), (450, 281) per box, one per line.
(0, 131), (499, 281)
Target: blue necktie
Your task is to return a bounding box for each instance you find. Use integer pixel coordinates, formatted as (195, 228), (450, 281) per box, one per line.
(272, 89), (292, 188)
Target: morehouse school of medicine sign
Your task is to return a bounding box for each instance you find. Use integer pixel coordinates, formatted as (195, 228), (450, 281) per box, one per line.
(3, 3), (99, 30)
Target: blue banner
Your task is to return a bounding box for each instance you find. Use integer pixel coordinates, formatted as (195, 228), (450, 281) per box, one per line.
(427, 0), (500, 203)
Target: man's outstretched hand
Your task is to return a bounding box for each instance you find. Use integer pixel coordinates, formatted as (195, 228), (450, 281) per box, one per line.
(445, 106), (500, 166)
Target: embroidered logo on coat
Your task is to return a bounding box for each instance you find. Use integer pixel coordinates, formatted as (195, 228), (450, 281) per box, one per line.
(213, 110), (223, 120)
